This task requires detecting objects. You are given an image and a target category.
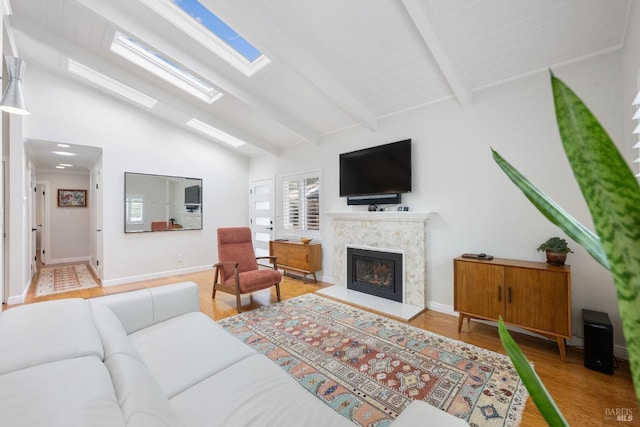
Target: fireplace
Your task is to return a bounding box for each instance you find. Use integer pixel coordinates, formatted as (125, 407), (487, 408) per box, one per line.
(346, 247), (403, 302)
(320, 211), (429, 321)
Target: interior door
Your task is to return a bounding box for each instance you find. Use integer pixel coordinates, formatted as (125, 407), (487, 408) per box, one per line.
(35, 184), (45, 264)
(30, 181), (37, 278)
(95, 167), (103, 280)
(249, 176), (275, 263)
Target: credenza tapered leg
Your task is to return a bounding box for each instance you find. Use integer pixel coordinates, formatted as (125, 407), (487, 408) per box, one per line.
(458, 314), (465, 333)
(557, 337), (567, 362)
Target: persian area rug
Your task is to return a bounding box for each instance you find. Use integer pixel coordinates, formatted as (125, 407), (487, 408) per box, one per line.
(219, 294), (528, 427)
(35, 264), (100, 296)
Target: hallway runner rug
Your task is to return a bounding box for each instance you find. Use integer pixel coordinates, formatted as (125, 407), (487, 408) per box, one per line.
(219, 293), (527, 427)
(35, 264), (100, 296)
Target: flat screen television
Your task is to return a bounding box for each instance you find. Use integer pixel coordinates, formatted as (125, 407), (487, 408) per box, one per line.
(339, 139), (411, 200)
(184, 185), (201, 211)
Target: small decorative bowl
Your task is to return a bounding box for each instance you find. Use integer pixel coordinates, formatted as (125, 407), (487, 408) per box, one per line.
(300, 237), (313, 244)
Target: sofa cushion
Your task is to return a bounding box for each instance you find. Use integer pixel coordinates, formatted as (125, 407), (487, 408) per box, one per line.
(128, 311), (256, 398)
(90, 300), (144, 362)
(146, 282), (200, 323)
(93, 282), (199, 334)
(89, 301), (179, 426)
(169, 354), (354, 427)
(93, 289), (155, 335)
(0, 298), (103, 375)
(106, 353), (180, 427)
(0, 356), (126, 426)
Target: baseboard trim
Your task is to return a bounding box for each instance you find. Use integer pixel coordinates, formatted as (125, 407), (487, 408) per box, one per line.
(6, 279), (31, 305)
(7, 291), (26, 305)
(426, 301), (457, 317)
(424, 301), (629, 360)
(45, 256), (91, 265)
(566, 336), (629, 361)
(89, 263), (99, 280)
(319, 274), (335, 285)
(101, 265), (211, 287)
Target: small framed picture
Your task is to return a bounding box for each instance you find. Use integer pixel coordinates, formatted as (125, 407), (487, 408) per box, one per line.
(58, 189), (87, 207)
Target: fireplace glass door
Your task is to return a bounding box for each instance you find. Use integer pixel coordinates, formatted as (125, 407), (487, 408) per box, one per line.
(347, 247), (403, 302)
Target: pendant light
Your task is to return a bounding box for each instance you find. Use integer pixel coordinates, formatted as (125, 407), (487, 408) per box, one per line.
(0, 56), (29, 115)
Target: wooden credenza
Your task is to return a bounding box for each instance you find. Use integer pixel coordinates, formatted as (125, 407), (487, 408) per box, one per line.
(269, 240), (322, 283)
(453, 257), (571, 360)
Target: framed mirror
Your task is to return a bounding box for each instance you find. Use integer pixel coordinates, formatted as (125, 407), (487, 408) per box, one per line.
(125, 172), (203, 233)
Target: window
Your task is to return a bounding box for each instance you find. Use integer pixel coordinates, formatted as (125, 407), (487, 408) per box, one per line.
(126, 195), (145, 224)
(140, 0), (271, 77)
(282, 171), (321, 236)
(110, 31), (222, 104)
(173, 0), (261, 62)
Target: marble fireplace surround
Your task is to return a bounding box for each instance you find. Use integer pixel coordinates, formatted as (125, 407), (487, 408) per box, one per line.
(318, 211), (431, 321)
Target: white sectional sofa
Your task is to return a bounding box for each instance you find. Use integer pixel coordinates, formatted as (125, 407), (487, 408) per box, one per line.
(0, 281), (467, 426)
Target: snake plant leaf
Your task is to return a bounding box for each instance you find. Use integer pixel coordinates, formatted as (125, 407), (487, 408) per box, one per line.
(493, 73), (640, 421)
(552, 73), (640, 404)
(498, 318), (568, 426)
(492, 148), (608, 270)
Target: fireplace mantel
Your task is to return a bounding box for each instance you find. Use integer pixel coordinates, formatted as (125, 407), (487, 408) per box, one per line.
(326, 211), (433, 221)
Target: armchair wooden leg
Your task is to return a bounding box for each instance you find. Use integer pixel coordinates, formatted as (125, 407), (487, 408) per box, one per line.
(212, 265), (220, 299)
(236, 294), (242, 313)
(275, 283), (281, 302)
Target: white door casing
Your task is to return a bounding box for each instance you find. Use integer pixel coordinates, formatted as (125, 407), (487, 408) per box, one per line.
(29, 178), (37, 278)
(95, 166), (103, 280)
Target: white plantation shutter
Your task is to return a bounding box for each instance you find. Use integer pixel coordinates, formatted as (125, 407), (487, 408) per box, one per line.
(282, 171), (321, 234)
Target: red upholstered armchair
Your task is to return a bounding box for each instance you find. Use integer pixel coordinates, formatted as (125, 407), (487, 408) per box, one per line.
(213, 227), (282, 312)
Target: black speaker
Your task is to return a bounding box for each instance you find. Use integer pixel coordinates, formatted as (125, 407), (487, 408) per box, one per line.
(582, 309), (614, 374)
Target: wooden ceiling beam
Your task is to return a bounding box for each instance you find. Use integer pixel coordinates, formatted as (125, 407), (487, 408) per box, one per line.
(205, 0), (379, 131)
(402, 0), (473, 107)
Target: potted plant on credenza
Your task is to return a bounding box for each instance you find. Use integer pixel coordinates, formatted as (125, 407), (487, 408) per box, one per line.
(537, 237), (573, 266)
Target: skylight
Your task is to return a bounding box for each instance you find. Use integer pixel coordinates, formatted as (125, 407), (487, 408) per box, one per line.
(186, 119), (246, 147)
(175, 0), (261, 62)
(140, 0), (271, 77)
(68, 59), (158, 109)
(110, 31), (223, 104)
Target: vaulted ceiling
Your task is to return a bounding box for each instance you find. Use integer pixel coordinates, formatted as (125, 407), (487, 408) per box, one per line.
(8, 0), (632, 158)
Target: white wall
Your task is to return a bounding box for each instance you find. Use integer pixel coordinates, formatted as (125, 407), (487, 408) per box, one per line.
(21, 65), (250, 287)
(250, 52), (626, 349)
(36, 171), (90, 263)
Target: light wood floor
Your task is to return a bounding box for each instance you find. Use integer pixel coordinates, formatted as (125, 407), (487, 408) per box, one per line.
(7, 265), (639, 426)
